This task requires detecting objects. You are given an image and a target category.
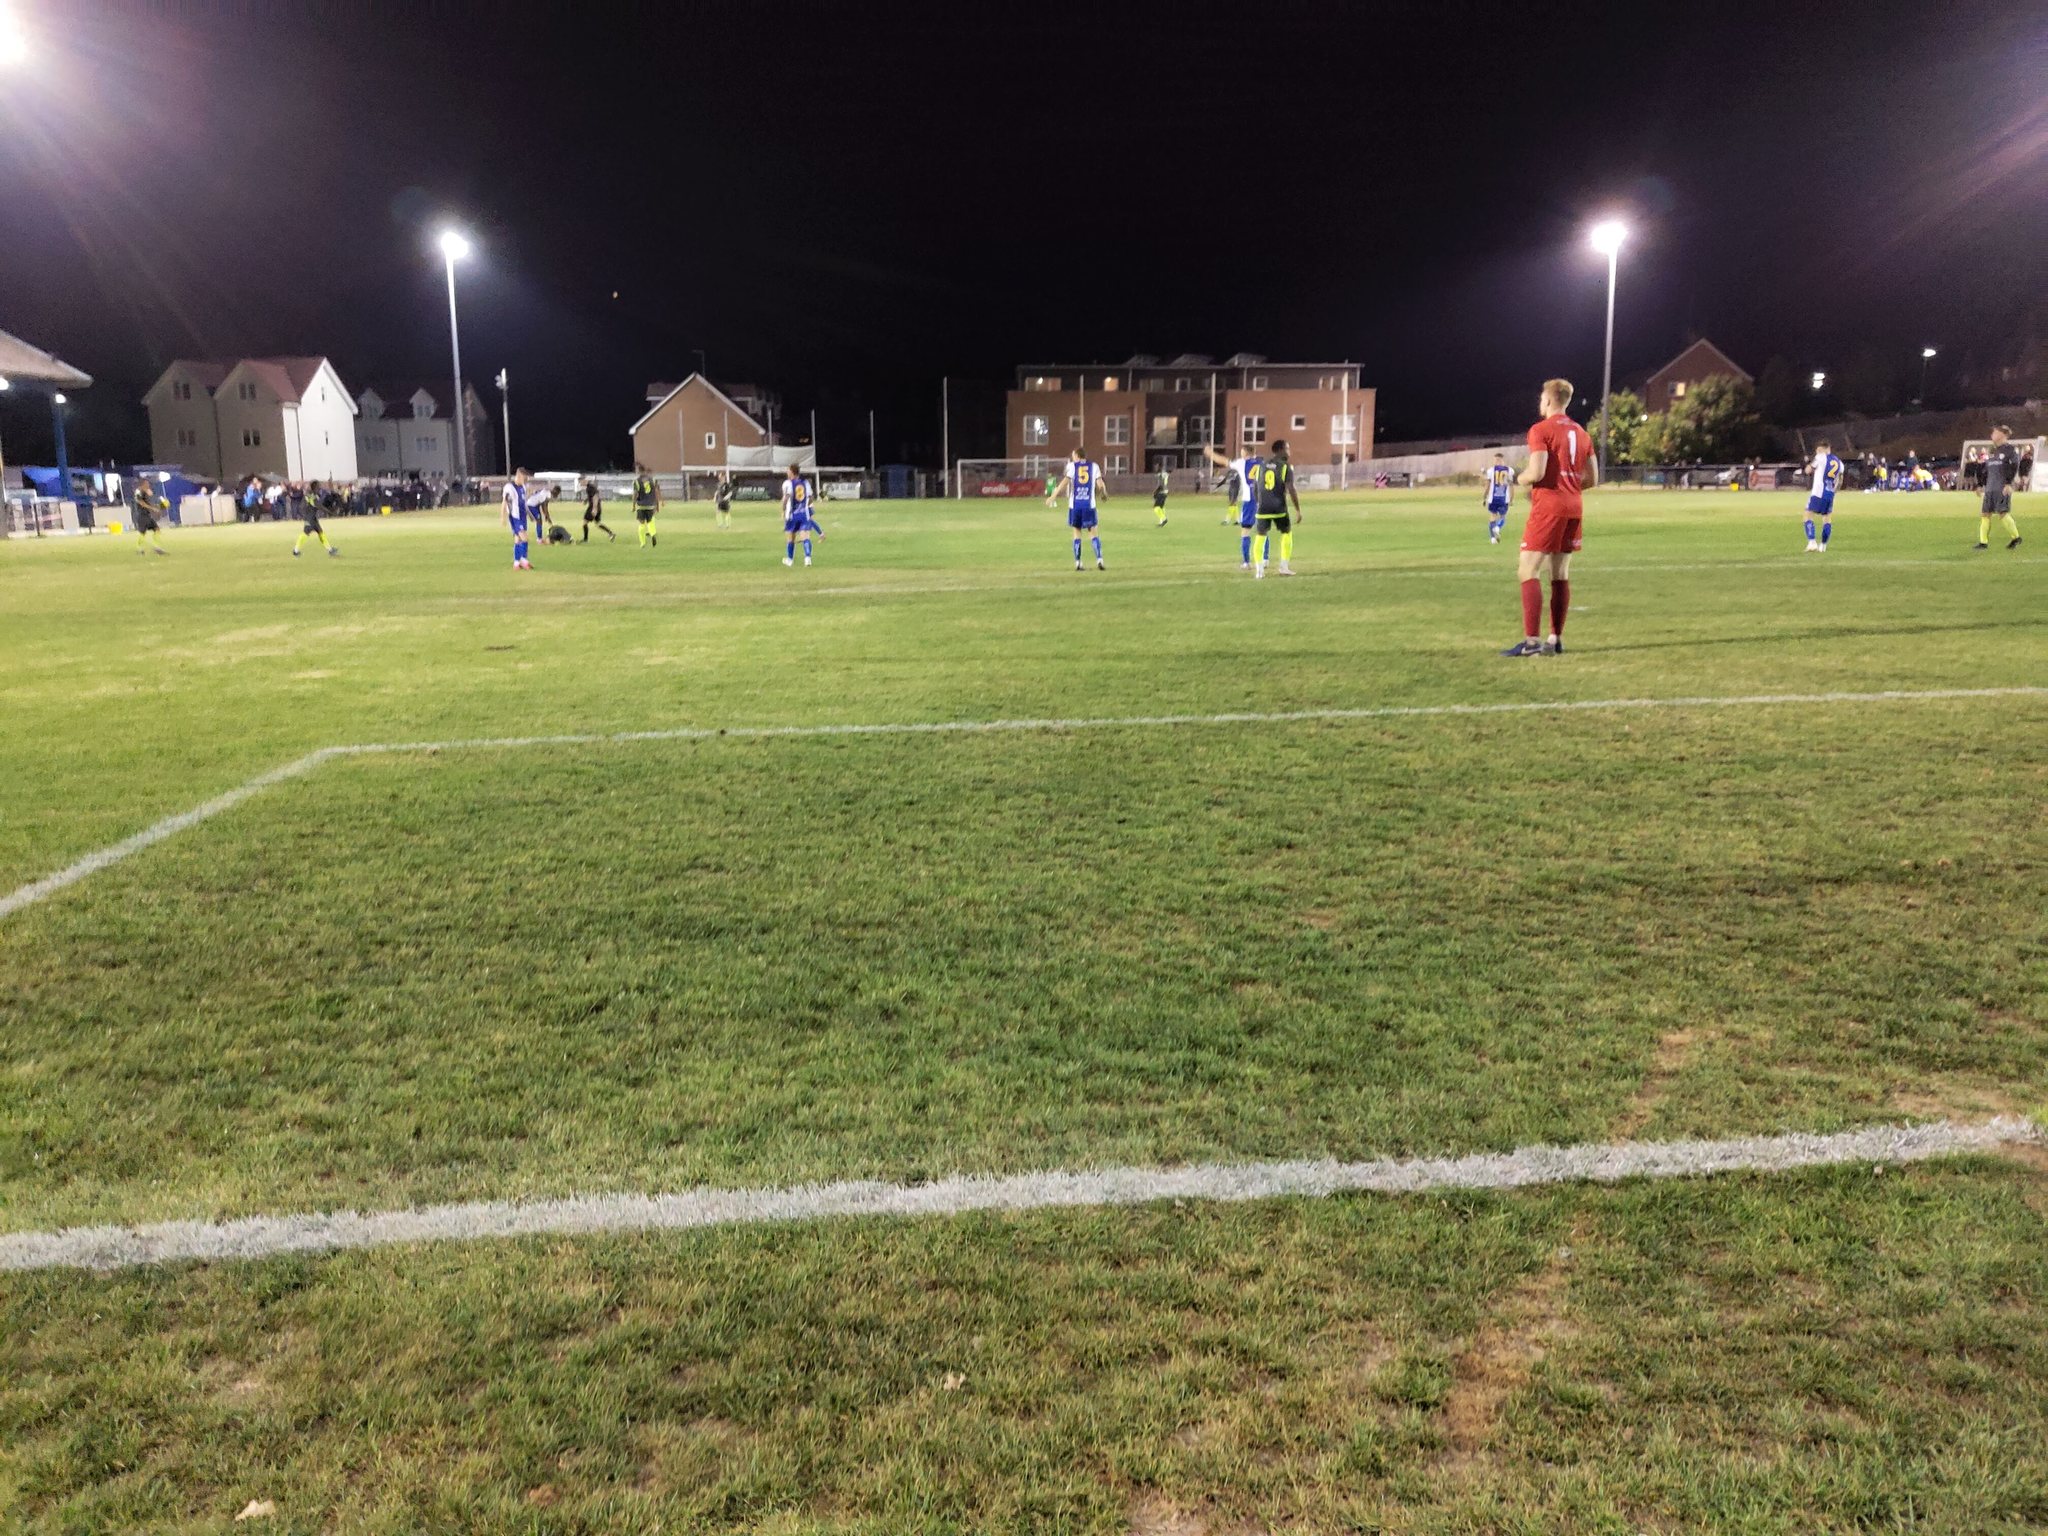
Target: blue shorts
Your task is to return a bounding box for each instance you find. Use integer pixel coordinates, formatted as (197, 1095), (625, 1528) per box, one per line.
(1486, 499), (1509, 515)
(1238, 506), (1258, 530)
(784, 512), (810, 534)
(508, 515), (527, 535)
(1067, 506), (1098, 530)
(1805, 494), (1834, 515)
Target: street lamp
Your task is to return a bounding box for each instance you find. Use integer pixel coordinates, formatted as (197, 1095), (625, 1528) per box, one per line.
(438, 228), (472, 486)
(1918, 346), (1936, 404)
(1588, 220), (1627, 472)
(1811, 372), (1827, 390)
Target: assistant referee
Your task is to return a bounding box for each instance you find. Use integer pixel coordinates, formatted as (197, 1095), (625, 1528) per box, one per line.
(1975, 426), (2023, 551)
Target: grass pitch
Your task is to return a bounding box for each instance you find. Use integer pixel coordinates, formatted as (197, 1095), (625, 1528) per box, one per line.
(2, 486), (2045, 1532)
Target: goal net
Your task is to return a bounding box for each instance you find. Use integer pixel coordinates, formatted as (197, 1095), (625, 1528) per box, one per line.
(956, 458), (1057, 498)
(1958, 436), (2042, 493)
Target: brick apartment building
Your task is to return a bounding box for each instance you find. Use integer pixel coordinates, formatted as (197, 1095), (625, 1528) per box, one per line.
(1003, 354), (1374, 476)
(1636, 338), (1751, 410)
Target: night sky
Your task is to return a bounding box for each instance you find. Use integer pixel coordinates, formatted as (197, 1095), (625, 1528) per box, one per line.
(2, 0), (2042, 469)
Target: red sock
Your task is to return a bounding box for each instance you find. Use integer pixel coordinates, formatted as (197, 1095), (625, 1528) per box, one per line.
(1550, 579), (1570, 637)
(1520, 579), (1542, 637)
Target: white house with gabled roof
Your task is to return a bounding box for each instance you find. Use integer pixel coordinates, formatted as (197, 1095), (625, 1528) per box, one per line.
(143, 356), (358, 482)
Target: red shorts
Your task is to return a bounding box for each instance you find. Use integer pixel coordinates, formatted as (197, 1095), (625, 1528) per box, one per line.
(1521, 513), (1582, 555)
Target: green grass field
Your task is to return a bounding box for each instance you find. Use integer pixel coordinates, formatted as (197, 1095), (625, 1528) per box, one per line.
(3, 486), (2045, 1533)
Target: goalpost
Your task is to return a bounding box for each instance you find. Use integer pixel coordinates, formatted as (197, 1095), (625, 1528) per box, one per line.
(1958, 436), (2042, 493)
(956, 458), (1057, 498)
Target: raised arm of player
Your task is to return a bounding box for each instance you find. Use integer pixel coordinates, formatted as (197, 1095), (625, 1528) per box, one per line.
(1201, 445), (1233, 471)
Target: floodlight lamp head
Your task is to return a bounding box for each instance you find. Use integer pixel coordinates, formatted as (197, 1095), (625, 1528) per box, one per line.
(438, 230), (471, 262)
(1921, 346), (1937, 359)
(1589, 220), (1627, 256)
(52, 392), (65, 404)
(0, 9), (27, 67)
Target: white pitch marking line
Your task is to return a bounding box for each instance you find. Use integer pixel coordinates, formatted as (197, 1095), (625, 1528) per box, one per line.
(2, 686), (2043, 922)
(0, 749), (342, 921)
(2, 1117), (2036, 1274)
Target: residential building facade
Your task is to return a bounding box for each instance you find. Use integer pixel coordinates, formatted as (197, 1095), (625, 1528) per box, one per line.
(630, 375), (774, 473)
(1004, 354), (1375, 477)
(1639, 339), (1752, 410)
(144, 356), (360, 482)
(354, 381), (498, 479)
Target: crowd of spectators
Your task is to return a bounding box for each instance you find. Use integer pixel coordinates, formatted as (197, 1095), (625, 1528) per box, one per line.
(228, 472), (482, 520)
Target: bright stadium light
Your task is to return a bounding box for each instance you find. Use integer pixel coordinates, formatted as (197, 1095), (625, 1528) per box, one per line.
(0, 376), (11, 391)
(1917, 346), (1937, 402)
(1921, 346), (1938, 359)
(0, 5), (28, 67)
(438, 228), (474, 482)
(1811, 371), (1827, 390)
(51, 392), (65, 405)
(1588, 220), (1628, 471)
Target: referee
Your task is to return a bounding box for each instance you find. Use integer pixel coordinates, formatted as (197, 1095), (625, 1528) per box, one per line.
(1975, 426), (2023, 551)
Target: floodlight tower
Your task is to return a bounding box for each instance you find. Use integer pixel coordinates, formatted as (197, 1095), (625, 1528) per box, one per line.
(439, 229), (472, 486)
(1589, 220), (1627, 473)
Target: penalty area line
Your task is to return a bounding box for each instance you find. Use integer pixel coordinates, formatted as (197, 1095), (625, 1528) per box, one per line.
(1, 1117), (2037, 1274)
(2, 685), (2043, 922)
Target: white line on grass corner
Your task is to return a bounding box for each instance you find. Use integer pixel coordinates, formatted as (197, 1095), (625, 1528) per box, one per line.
(2, 686), (2043, 922)
(1, 1117), (2036, 1274)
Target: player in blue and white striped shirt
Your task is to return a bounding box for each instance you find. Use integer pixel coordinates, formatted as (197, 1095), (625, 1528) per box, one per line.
(1204, 444), (1265, 571)
(1051, 449), (1106, 570)
(1484, 453), (1514, 544)
(502, 467), (533, 570)
(1804, 440), (1843, 552)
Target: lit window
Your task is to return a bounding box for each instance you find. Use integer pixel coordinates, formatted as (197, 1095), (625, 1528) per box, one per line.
(1103, 416), (1130, 445)
(1331, 416), (1358, 446)
(1023, 415), (1050, 446)
(1241, 415), (1265, 446)
(1024, 376), (1059, 392)
(1101, 376), (1119, 391)
(1671, 381), (1688, 399)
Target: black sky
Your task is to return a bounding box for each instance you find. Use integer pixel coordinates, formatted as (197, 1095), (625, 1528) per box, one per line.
(2, 0), (2043, 468)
